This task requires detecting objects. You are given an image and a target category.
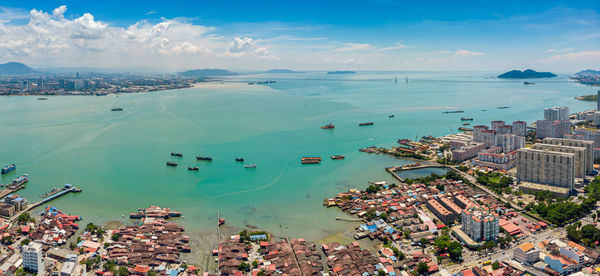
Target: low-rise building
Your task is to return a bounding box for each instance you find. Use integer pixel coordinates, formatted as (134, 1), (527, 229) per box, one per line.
(513, 243), (539, 264)
(426, 199), (455, 224)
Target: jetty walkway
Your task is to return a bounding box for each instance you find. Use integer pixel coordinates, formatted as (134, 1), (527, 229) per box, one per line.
(9, 186), (81, 223)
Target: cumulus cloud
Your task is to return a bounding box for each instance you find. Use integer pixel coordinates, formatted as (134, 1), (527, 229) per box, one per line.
(541, 51), (600, 64)
(378, 42), (408, 51)
(0, 5), (276, 68)
(453, 49), (483, 58)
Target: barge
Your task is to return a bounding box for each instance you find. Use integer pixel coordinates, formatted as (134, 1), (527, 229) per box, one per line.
(166, 162), (178, 167)
(1, 164), (15, 174)
(358, 122), (374, 126)
(196, 156), (213, 161)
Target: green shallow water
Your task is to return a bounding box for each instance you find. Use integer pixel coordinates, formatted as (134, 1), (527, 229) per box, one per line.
(0, 72), (596, 242)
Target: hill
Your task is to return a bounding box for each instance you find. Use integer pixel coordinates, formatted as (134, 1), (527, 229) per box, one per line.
(327, 71), (355, 75)
(179, 69), (237, 77)
(497, 69), (556, 79)
(262, 69), (300, 74)
(574, 69), (600, 77)
(0, 62), (38, 75)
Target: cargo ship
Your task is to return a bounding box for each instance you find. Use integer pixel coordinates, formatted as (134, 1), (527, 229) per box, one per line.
(171, 152), (183, 157)
(301, 157), (322, 164)
(188, 167), (199, 171)
(359, 122), (374, 126)
(12, 174), (28, 185)
(235, 158), (244, 162)
(330, 155), (345, 160)
(244, 164), (257, 168)
(1, 164), (15, 174)
(166, 162), (178, 167)
(321, 123), (335, 129)
(111, 107), (124, 111)
(196, 156), (213, 161)
(460, 117), (473, 121)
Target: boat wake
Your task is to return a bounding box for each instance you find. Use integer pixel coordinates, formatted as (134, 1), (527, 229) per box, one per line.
(208, 164), (286, 199)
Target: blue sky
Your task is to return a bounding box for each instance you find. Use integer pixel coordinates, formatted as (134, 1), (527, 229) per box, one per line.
(0, 0), (598, 72)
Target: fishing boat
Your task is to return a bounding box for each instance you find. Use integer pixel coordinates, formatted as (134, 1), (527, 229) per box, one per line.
(463, 123), (471, 126)
(196, 156), (213, 161)
(37, 97), (48, 100)
(523, 81), (535, 85)
(358, 122), (374, 126)
(458, 127), (472, 131)
(1, 164), (15, 174)
(330, 155), (345, 160)
(244, 164), (257, 168)
(301, 157), (322, 164)
(171, 152), (183, 157)
(111, 107), (124, 111)
(442, 110), (464, 114)
(166, 162), (178, 167)
(235, 158), (244, 162)
(388, 115), (395, 118)
(497, 106), (510, 109)
(188, 167), (199, 171)
(321, 123), (335, 129)
(12, 174), (28, 185)
(460, 117), (473, 121)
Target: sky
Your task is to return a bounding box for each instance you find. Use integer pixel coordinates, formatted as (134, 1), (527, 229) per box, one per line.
(0, 0), (598, 72)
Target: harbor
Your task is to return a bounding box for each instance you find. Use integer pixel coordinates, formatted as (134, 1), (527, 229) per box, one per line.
(9, 184), (82, 223)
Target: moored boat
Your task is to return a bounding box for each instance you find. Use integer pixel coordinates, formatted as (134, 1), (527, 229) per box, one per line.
(188, 167), (199, 171)
(358, 122), (374, 126)
(321, 123), (335, 129)
(458, 127), (472, 131)
(1, 164), (16, 174)
(388, 115), (395, 118)
(463, 123), (470, 126)
(111, 107), (124, 111)
(301, 157), (322, 164)
(166, 162), (178, 167)
(330, 155), (345, 160)
(244, 164), (257, 168)
(37, 97), (48, 100)
(218, 218), (226, 226)
(12, 174), (28, 185)
(171, 152), (183, 157)
(460, 117), (473, 121)
(235, 158), (244, 162)
(196, 156), (213, 161)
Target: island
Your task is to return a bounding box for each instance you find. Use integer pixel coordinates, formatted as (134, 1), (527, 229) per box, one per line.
(575, 94), (598, 102)
(497, 69), (556, 79)
(571, 69), (600, 85)
(326, 70), (355, 75)
(261, 69), (300, 74)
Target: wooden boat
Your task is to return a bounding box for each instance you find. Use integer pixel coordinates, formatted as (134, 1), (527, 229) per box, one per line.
(330, 155), (345, 160)
(196, 156), (213, 161)
(171, 152), (183, 157)
(244, 164), (257, 168)
(188, 167), (199, 171)
(358, 122), (374, 126)
(321, 123), (335, 129)
(301, 157), (322, 164)
(166, 162), (178, 167)
(235, 158), (244, 162)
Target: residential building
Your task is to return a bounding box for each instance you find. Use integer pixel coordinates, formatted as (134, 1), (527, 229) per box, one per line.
(543, 138), (594, 174)
(544, 106), (570, 121)
(5, 194), (27, 211)
(497, 125), (512, 135)
(594, 112), (600, 126)
(481, 130), (496, 148)
(536, 120), (571, 139)
(426, 199), (455, 224)
(473, 125), (488, 143)
(491, 120), (505, 132)
(513, 243), (540, 264)
(531, 143), (587, 178)
(0, 204), (15, 217)
(473, 148), (518, 170)
(512, 121), (527, 137)
(495, 134), (525, 152)
(516, 148), (575, 192)
(22, 242), (44, 273)
(451, 142), (486, 161)
(461, 206), (499, 242)
(544, 255), (578, 275)
(598, 90), (600, 111)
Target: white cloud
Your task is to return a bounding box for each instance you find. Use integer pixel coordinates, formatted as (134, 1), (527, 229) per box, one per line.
(541, 51), (600, 64)
(332, 43), (371, 52)
(378, 42), (408, 51)
(452, 49), (483, 58)
(0, 5), (279, 69)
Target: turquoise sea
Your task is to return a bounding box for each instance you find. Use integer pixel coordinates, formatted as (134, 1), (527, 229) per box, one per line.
(0, 71), (596, 243)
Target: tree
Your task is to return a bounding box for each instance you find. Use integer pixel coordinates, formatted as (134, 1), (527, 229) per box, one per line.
(17, 213), (30, 224)
(448, 242), (463, 261)
(103, 260), (117, 273)
(252, 260), (259, 268)
(366, 185), (380, 194)
(378, 270), (386, 276)
(1, 236), (13, 245)
(492, 261), (500, 270)
(417, 262), (429, 275)
(20, 239), (30, 246)
(116, 266), (129, 276)
(111, 233), (120, 241)
(238, 262), (250, 272)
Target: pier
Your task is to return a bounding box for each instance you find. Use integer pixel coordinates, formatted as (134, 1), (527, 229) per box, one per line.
(9, 185), (81, 223)
(0, 184), (26, 199)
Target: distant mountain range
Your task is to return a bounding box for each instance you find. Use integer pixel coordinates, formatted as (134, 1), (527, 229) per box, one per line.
(0, 62), (38, 75)
(497, 69), (556, 79)
(179, 69), (238, 77)
(327, 71), (355, 75)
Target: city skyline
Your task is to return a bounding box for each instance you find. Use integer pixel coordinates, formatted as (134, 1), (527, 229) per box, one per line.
(0, 0), (598, 72)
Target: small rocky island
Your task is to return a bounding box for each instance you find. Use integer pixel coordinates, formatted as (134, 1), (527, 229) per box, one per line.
(498, 69), (556, 79)
(327, 70), (356, 74)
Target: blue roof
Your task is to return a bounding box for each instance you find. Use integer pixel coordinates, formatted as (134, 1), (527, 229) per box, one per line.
(249, 234), (267, 241)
